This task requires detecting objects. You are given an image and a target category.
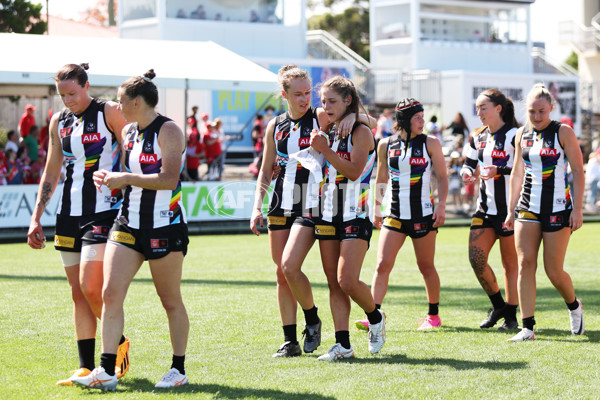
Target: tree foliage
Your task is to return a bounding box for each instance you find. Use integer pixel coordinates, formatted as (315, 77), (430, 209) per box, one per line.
(80, 0), (118, 27)
(565, 50), (578, 71)
(308, 1), (370, 61)
(0, 0), (46, 34)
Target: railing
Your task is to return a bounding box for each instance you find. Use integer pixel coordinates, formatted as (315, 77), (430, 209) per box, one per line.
(372, 69), (442, 107)
(306, 30), (373, 102)
(531, 46), (578, 76)
(306, 30), (370, 70)
(558, 20), (598, 53)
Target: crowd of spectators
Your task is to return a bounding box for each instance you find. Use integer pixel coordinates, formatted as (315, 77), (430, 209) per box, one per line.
(174, 3), (279, 24)
(0, 105), (49, 185)
(184, 106), (234, 181)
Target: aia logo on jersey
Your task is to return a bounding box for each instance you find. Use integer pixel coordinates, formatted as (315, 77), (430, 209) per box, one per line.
(345, 225), (359, 234)
(491, 150), (506, 158)
(125, 141), (134, 150)
(60, 127), (72, 138)
(410, 158), (426, 165)
(275, 130), (286, 141)
(389, 149), (401, 158)
(82, 133), (101, 144)
(540, 148), (557, 157)
(414, 223), (426, 231)
(299, 137), (310, 147)
(150, 239), (168, 249)
(140, 153), (158, 164)
(522, 139), (534, 148)
(336, 151), (350, 160)
(477, 141), (486, 150)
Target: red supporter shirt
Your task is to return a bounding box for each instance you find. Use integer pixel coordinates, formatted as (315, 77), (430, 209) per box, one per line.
(19, 113), (35, 137)
(203, 129), (222, 163)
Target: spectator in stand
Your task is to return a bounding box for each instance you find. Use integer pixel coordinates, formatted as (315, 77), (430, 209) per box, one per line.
(585, 149), (600, 212)
(190, 4), (206, 19)
(199, 112), (209, 136)
(19, 104), (36, 139)
(4, 130), (19, 153)
(252, 113), (264, 159)
(262, 105), (276, 131)
(203, 119), (223, 180)
(0, 152), (7, 185)
(426, 115), (443, 142)
(375, 108), (395, 140)
(447, 151), (463, 213)
(39, 109), (53, 151)
(250, 9), (260, 22)
(30, 149), (46, 184)
(214, 118), (230, 178)
(188, 106), (199, 129)
(185, 116), (203, 181)
(176, 9), (186, 18)
(444, 112), (469, 141)
(4, 149), (23, 185)
(24, 125), (40, 163)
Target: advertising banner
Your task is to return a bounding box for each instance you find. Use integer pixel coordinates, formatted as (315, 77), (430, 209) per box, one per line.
(0, 182), (274, 228)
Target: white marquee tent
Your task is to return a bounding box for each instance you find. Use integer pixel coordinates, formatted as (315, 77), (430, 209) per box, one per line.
(0, 33), (278, 93)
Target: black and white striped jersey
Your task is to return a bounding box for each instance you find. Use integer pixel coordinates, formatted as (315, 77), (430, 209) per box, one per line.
(384, 134), (433, 220)
(321, 123), (375, 223)
(462, 124), (517, 216)
(57, 98), (122, 216)
(269, 107), (320, 215)
(120, 115), (186, 229)
(516, 121), (571, 214)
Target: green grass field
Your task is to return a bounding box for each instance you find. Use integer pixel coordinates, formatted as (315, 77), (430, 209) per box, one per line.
(1, 224), (600, 399)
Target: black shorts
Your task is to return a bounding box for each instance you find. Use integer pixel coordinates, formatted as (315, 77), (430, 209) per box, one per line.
(470, 211), (513, 237)
(267, 212), (316, 231)
(108, 217), (189, 260)
(54, 210), (118, 252)
(314, 217), (372, 244)
(515, 209), (571, 233)
(382, 215), (438, 239)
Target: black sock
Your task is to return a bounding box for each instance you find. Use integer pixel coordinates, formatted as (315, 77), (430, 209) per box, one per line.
(282, 324), (297, 343)
(566, 299), (580, 311)
(303, 306), (320, 326)
(335, 331), (351, 350)
(428, 303), (439, 316)
(100, 353), (117, 376)
(489, 291), (506, 310)
(375, 304), (381, 310)
(119, 335), (126, 345)
(171, 355), (185, 375)
(522, 316), (536, 331)
(366, 308), (382, 325)
(77, 339), (96, 370)
(505, 304), (518, 319)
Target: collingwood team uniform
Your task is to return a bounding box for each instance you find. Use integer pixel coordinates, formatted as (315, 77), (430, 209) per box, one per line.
(315, 122), (375, 242)
(54, 98), (122, 252)
(382, 134), (436, 238)
(462, 125), (517, 236)
(515, 120), (571, 231)
(109, 115), (189, 259)
(267, 107), (320, 230)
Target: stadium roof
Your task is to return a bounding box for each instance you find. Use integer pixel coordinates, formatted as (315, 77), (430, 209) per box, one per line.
(0, 33), (278, 93)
